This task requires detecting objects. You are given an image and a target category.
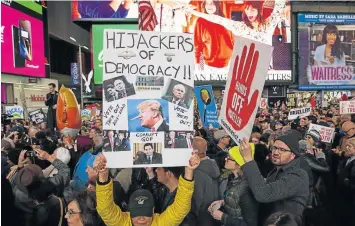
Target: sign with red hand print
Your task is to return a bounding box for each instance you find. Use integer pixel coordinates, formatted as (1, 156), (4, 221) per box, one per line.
(219, 37), (273, 145)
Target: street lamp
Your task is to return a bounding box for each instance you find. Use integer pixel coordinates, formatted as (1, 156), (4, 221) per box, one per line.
(70, 37), (89, 109)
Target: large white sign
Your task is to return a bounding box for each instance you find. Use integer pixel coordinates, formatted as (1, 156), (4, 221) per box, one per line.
(219, 36), (273, 145)
(102, 29), (194, 168)
(288, 107), (312, 120)
(308, 123), (335, 144)
(340, 100), (355, 115)
(6, 105), (24, 119)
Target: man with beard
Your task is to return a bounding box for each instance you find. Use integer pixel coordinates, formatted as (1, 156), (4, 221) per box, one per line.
(239, 130), (309, 225)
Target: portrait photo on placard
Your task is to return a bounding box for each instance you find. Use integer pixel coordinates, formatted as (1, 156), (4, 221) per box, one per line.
(128, 99), (169, 132)
(164, 131), (193, 149)
(102, 130), (131, 152)
(103, 76), (136, 102)
(162, 78), (194, 110)
(133, 142), (163, 165)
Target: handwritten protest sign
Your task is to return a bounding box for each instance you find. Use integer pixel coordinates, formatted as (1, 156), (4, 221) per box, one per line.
(308, 123), (335, 143)
(194, 85), (219, 129)
(5, 105), (24, 119)
(219, 36), (273, 145)
(102, 29), (194, 168)
(81, 109), (91, 120)
(260, 98), (268, 109)
(288, 107), (312, 120)
(28, 109), (45, 124)
(340, 100), (355, 115)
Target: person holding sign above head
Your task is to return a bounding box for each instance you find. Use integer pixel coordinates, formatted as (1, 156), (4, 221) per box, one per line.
(162, 84), (188, 109)
(131, 100), (169, 132)
(94, 153), (200, 226)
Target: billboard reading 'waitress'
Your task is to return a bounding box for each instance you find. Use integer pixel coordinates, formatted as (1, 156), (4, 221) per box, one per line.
(298, 13), (355, 90)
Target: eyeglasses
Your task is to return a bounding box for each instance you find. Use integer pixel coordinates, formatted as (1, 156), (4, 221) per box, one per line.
(226, 156), (236, 162)
(270, 146), (291, 153)
(65, 208), (81, 218)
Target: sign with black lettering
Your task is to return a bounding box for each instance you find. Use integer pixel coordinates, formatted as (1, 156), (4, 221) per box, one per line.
(28, 109), (46, 124)
(102, 29), (194, 168)
(288, 107), (312, 120)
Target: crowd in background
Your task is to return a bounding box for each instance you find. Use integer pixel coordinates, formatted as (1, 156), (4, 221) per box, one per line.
(1, 101), (355, 226)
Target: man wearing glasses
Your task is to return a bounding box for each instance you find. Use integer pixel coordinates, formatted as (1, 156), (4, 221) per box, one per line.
(238, 130), (309, 226)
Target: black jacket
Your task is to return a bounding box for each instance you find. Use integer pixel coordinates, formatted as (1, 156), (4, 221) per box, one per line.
(242, 158), (309, 225)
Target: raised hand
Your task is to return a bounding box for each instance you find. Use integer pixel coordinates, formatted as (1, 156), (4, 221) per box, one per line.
(225, 43), (259, 131)
(93, 153), (109, 183)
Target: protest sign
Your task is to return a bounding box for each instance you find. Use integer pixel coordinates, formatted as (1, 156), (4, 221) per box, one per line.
(28, 109), (45, 124)
(5, 105), (24, 119)
(194, 85), (219, 129)
(81, 109), (91, 120)
(288, 107), (312, 120)
(308, 123), (335, 143)
(219, 36), (273, 145)
(260, 98), (268, 109)
(102, 29), (194, 168)
(340, 100), (355, 115)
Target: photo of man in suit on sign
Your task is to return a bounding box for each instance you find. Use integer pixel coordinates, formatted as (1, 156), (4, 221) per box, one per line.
(117, 131), (130, 151)
(134, 143), (162, 165)
(103, 130), (119, 152)
(162, 83), (188, 109)
(131, 100), (169, 132)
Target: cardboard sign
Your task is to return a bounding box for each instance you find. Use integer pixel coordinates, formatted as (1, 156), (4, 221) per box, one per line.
(5, 105), (24, 119)
(260, 98), (268, 109)
(194, 85), (219, 129)
(219, 36), (273, 145)
(81, 109), (91, 120)
(288, 107), (312, 120)
(308, 123), (335, 143)
(340, 100), (355, 115)
(102, 29), (194, 168)
(28, 109), (45, 124)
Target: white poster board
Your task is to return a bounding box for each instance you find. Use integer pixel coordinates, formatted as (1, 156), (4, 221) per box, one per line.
(308, 123), (335, 143)
(288, 107), (312, 120)
(340, 100), (355, 115)
(102, 29), (194, 168)
(5, 105), (24, 119)
(219, 36), (273, 145)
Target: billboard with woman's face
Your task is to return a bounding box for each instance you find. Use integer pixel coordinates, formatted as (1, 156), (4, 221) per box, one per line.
(298, 13), (355, 90)
(138, 0), (292, 84)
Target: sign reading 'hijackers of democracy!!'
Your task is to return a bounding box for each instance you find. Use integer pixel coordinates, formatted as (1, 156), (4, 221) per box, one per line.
(102, 29), (194, 168)
(219, 36), (273, 145)
(308, 123), (335, 143)
(288, 107), (312, 120)
(340, 100), (355, 115)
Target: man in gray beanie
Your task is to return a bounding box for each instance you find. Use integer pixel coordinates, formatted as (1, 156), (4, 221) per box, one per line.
(238, 130), (309, 225)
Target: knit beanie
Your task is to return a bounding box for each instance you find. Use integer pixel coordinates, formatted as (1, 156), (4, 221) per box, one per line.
(276, 130), (301, 156)
(306, 129), (321, 143)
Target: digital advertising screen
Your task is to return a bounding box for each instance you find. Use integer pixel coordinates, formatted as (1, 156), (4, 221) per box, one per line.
(72, 0), (138, 21)
(298, 13), (355, 90)
(138, 0), (292, 84)
(1, 3), (45, 78)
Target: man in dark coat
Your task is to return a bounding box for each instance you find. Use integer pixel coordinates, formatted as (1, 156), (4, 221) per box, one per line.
(239, 130), (310, 225)
(45, 83), (58, 131)
(162, 83), (188, 109)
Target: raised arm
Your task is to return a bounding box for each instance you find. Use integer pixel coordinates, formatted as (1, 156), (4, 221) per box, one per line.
(266, 0), (287, 31)
(95, 154), (131, 226)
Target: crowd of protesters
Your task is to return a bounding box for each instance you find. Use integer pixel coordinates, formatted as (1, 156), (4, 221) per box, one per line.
(1, 100), (355, 226)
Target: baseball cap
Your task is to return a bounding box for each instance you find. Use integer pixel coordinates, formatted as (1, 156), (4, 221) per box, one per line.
(129, 189), (155, 218)
(214, 130), (229, 140)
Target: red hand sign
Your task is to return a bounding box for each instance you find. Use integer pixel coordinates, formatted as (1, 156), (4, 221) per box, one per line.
(226, 43), (259, 131)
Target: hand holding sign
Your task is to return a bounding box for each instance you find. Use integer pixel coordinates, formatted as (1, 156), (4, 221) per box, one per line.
(226, 43), (259, 131)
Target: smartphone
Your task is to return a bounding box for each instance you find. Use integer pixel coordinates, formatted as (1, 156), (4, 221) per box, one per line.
(19, 19), (32, 61)
(212, 202), (221, 212)
(12, 26), (26, 67)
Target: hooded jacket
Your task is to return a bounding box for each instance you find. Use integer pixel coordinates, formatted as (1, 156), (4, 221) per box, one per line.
(183, 157), (220, 226)
(96, 176), (194, 226)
